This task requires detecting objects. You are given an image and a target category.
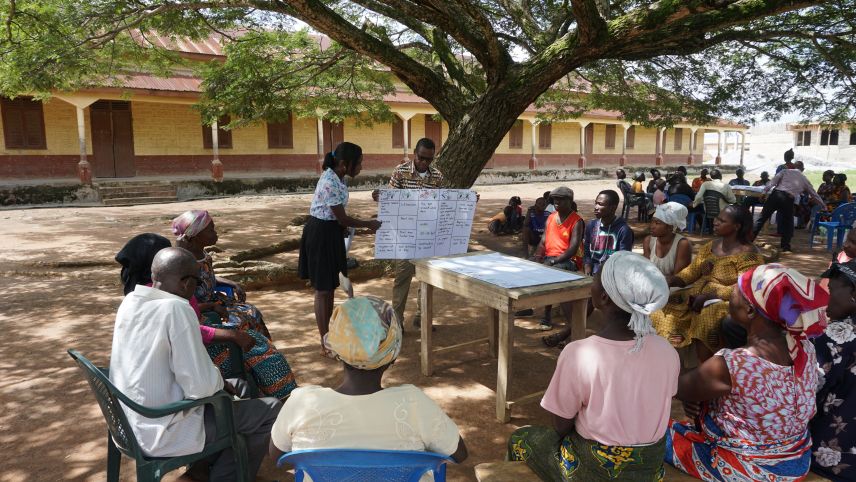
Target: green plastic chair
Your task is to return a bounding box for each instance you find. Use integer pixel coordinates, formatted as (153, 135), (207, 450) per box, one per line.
(67, 349), (250, 482)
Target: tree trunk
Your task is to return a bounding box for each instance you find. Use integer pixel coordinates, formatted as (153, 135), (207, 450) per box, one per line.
(435, 89), (536, 188)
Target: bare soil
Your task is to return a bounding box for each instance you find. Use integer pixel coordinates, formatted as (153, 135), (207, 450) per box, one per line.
(0, 180), (830, 481)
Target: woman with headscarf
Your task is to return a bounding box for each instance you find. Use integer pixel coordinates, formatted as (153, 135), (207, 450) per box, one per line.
(115, 233), (254, 352)
(652, 205), (763, 362)
(665, 264), (828, 481)
(811, 261), (856, 480)
(173, 210), (298, 400)
(643, 202), (692, 277)
(269, 296), (468, 469)
(299, 142), (382, 358)
(508, 252), (679, 481)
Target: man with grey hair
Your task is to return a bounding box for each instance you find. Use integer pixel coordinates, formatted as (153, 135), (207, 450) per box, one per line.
(110, 247), (281, 481)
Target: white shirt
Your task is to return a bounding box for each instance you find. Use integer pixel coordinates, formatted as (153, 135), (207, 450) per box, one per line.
(693, 179), (737, 211)
(271, 385), (460, 455)
(109, 285), (223, 457)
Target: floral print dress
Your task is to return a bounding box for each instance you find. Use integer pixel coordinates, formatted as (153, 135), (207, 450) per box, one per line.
(811, 316), (856, 481)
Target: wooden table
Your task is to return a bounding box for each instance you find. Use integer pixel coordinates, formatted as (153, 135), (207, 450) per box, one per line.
(412, 251), (593, 423)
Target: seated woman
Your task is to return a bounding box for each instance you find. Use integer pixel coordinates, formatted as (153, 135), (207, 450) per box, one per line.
(488, 196), (524, 235)
(269, 296), (468, 475)
(508, 252), (679, 481)
(665, 264), (828, 481)
(811, 262), (856, 480)
(172, 210), (297, 400)
(827, 173), (851, 212)
(652, 205), (763, 362)
(643, 202), (692, 277)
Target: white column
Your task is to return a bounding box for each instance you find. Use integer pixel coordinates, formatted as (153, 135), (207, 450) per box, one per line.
(75, 106), (87, 163)
(530, 120), (538, 161)
(688, 127), (698, 164)
(739, 131), (746, 166)
(620, 123), (629, 166)
(316, 116), (325, 170)
(579, 121), (589, 168)
(210, 121), (220, 161)
(402, 117), (410, 157)
(716, 129), (724, 165)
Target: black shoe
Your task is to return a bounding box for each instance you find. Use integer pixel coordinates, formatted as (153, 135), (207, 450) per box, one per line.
(346, 257), (359, 269)
(515, 309), (534, 317)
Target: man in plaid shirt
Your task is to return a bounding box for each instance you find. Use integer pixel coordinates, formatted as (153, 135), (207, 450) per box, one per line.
(373, 137), (444, 328)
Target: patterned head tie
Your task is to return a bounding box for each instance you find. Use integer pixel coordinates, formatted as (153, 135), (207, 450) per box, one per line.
(738, 263), (829, 376)
(327, 296), (402, 370)
(171, 210), (212, 241)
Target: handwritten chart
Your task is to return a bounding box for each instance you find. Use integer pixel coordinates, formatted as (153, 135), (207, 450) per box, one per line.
(374, 189), (477, 259)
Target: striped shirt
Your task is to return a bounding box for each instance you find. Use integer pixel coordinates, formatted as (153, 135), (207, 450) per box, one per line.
(388, 160), (445, 189)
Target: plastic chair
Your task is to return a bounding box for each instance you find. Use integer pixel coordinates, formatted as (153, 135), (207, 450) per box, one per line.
(277, 449), (453, 482)
(700, 190), (725, 235)
(617, 180), (648, 222)
(67, 349), (250, 482)
(811, 202), (856, 250)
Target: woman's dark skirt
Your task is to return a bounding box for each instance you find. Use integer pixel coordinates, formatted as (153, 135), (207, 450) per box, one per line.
(298, 216), (347, 291)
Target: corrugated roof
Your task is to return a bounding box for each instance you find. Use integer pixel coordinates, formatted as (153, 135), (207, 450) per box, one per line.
(113, 73), (202, 92)
(131, 30), (226, 57)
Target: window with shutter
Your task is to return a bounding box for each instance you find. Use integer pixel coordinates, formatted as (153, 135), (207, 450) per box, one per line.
(820, 129), (839, 146)
(202, 115), (233, 149)
(509, 120), (523, 148)
(850, 130), (856, 145)
(796, 130), (812, 146)
(674, 128), (683, 150)
(391, 116), (404, 148)
(539, 123), (552, 149)
(1, 97), (46, 149)
(626, 126), (635, 148)
(604, 125), (616, 149)
(267, 115), (293, 148)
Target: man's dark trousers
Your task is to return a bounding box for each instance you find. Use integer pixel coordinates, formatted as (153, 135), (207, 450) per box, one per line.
(753, 189), (794, 250)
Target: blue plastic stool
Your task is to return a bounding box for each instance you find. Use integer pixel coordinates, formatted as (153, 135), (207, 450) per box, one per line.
(277, 449), (454, 482)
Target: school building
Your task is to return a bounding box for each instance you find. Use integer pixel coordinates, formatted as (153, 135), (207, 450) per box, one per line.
(0, 34), (747, 183)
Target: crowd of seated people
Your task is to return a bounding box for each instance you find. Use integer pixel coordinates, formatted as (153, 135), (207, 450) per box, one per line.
(104, 162), (856, 482)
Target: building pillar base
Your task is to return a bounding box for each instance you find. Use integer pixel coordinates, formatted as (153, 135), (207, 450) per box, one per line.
(687, 154), (694, 165)
(715, 155), (722, 165)
(655, 154), (663, 166)
(578, 156), (586, 169)
(529, 157), (538, 170)
(619, 154), (627, 167)
(77, 159), (92, 185)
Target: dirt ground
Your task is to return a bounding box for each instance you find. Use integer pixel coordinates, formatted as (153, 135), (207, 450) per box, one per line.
(0, 179), (832, 481)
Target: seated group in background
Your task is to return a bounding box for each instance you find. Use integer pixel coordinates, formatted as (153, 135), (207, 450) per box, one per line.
(652, 205), (763, 362)
(269, 296), (468, 466)
(691, 168), (709, 193)
(541, 189), (633, 347)
(110, 247), (282, 481)
(666, 172), (695, 207)
(509, 252), (679, 481)
(646, 168), (662, 194)
(488, 196), (524, 235)
(652, 179), (667, 206)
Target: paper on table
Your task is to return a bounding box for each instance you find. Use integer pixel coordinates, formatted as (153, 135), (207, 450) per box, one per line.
(427, 252), (585, 289)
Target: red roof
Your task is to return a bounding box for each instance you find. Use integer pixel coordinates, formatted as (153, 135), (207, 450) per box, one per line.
(112, 73), (202, 92)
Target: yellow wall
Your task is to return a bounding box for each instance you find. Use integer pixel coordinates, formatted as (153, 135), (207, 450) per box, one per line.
(0, 98), (91, 155)
(494, 120), (533, 154)
(131, 102), (317, 155)
(550, 122), (581, 154)
(627, 126), (657, 154)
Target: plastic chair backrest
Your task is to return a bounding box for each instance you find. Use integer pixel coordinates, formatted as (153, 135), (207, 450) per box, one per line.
(702, 190), (725, 218)
(67, 350), (144, 461)
(829, 202), (856, 222)
(277, 449), (452, 482)
(616, 180), (632, 196)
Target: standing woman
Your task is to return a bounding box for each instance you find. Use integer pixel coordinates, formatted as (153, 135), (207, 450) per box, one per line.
(299, 142), (381, 357)
(642, 202), (692, 277)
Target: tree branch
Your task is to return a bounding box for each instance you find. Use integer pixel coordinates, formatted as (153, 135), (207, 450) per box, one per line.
(570, 0), (607, 44)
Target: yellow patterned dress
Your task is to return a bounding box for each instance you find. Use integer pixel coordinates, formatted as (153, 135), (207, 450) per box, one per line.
(651, 241), (763, 350)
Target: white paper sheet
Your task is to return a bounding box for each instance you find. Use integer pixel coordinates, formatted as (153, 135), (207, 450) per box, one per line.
(374, 189), (477, 259)
(426, 252), (586, 289)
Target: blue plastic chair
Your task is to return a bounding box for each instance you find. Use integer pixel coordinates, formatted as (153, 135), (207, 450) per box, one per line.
(811, 202), (856, 250)
(277, 449), (453, 482)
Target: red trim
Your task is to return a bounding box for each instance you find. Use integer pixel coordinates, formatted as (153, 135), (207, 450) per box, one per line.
(0, 154), (79, 178)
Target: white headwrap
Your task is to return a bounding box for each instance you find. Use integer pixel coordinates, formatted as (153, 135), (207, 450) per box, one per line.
(653, 202), (688, 232)
(599, 251), (670, 352)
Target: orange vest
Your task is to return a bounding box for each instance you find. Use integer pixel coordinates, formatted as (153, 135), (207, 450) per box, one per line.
(544, 211), (583, 269)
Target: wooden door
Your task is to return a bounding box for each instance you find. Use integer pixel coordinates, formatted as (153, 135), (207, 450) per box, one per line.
(90, 100), (135, 178)
(584, 124), (594, 155)
(424, 115), (442, 148)
(322, 120), (344, 153)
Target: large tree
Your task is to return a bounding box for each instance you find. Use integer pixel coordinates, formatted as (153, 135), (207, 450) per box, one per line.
(1, 0), (854, 187)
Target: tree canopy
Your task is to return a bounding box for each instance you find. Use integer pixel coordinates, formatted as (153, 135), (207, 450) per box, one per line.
(1, 0), (854, 186)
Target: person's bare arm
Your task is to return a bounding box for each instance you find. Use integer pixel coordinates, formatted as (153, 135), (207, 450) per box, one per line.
(552, 414), (575, 439)
(330, 204), (382, 231)
(672, 238), (693, 275)
(676, 354), (732, 402)
(450, 437), (468, 463)
(268, 440), (285, 462)
(642, 235), (652, 258)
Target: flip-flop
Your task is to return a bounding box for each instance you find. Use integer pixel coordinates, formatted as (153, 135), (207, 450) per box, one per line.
(320, 347), (338, 360)
(542, 332), (565, 348)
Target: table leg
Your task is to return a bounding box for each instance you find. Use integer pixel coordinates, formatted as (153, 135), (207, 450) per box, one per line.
(496, 307), (513, 423)
(487, 307), (498, 358)
(570, 298), (588, 342)
(420, 282), (434, 377)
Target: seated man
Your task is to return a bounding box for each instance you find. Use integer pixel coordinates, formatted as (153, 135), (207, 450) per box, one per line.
(693, 168), (736, 212)
(110, 247), (281, 481)
(509, 252), (678, 481)
(729, 168), (750, 186)
(269, 296), (468, 474)
(532, 186), (585, 331)
(691, 168), (709, 193)
(522, 197), (550, 257)
(488, 196), (523, 235)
